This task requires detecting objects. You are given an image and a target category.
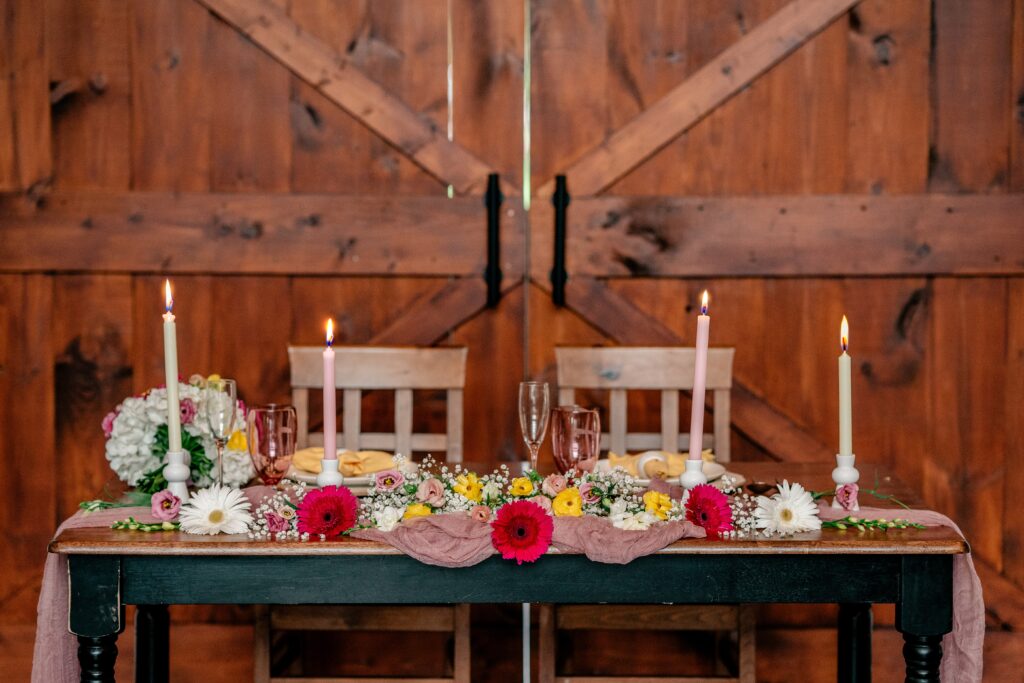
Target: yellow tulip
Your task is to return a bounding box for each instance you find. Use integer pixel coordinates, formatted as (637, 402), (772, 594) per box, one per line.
(510, 477), (534, 497)
(453, 473), (483, 502)
(643, 491), (672, 520)
(552, 487), (583, 517)
(403, 503), (432, 519)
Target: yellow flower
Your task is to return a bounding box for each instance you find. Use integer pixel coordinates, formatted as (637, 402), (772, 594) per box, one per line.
(226, 430), (247, 451)
(643, 491), (672, 520)
(453, 473), (483, 502)
(403, 503), (432, 519)
(510, 477), (534, 497)
(552, 487), (583, 517)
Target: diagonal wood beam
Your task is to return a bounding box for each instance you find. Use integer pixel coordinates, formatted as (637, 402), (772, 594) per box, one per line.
(195, 0), (502, 195)
(546, 276), (833, 463)
(536, 0), (864, 198)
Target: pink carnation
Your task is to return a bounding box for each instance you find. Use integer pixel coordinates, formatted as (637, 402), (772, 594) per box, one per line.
(264, 511), (291, 534)
(416, 478), (446, 507)
(470, 505), (492, 523)
(542, 474), (567, 497)
(150, 490), (181, 521)
(835, 483), (859, 511)
(533, 495), (553, 515)
(579, 481), (601, 505)
(179, 398), (197, 425)
(101, 410), (117, 438)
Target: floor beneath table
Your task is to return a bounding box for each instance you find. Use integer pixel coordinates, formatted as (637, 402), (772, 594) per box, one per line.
(3, 605), (1023, 682)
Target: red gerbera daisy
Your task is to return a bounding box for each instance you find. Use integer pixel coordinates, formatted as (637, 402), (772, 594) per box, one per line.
(297, 485), (359, 538)
(491, 500), (553, 564)
(685, 484), (733, 538)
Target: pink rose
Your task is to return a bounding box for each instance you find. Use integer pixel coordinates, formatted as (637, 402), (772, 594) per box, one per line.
(579, 481), (601, 505)
(470, 505), (491, 523)
(375, 469), (405, 492)
(101, 410), (117, 438)
(542, 474), (567, 497)
(533, 495), (553, 515)
(835, 483), (859, 511)
(150, 490), (181, 521)
(264, 511), (291, 534)
(179, 398), (197, 425)
(416, 478), (446, 507)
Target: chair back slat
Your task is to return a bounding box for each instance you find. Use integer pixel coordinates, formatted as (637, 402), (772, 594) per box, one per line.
(288, 346), (467, 461)
(555, 347), (734, 462)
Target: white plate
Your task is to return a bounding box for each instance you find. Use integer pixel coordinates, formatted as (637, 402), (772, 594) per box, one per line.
(594, 458), (726, 485)
(286, 461), (418, 488)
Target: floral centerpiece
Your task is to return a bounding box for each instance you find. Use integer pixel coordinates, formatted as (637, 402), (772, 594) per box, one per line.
(103, 374), (254, 492)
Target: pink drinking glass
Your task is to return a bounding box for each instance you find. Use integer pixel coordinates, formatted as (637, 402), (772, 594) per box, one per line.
(550, 406), (601, 474)
(246, 404), (297, 485)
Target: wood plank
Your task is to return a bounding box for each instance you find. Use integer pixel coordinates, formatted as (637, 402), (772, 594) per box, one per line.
(196, 0), (499, 195)
(1004, 279), (1024, 588)
(556, 605), (736, 631)
(0, 3), (16, 190)
(289, 347), (468, 390)
(129, 0), (212, 191)
(974, 557), (1024, 631)
(369, 279), (487, 346)
(556, 194), (1024, 277)
(46, 0), (130, 189)
(271, 605), (454, 632)
(929, 0), (1014, 192)
(844, 0), (930, 194)
(0, 192), (525, 276)
(555, 347), (734, 390)
(1013, 0), (1024, 190)
(7, 0), (51, 192)
(285, 1), (440, 194)
(535, 0), (864, 197)
(52, 275), (134, 522)
(0, 274), (54, 621)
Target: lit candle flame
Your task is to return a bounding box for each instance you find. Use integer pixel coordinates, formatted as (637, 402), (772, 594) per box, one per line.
(326, 318), (334, 347)
(164, 279), (173, 313)
(700, 290), (709, 316)
(841, 315), (849, 352)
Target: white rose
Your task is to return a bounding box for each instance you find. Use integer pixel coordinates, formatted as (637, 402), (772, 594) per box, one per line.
(376, 507), (404, 532)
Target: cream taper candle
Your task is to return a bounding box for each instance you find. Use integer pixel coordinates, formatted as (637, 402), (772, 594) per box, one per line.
(323, 319), (337, 461)
(162, 280), (182, 453)
(838, 315), (852, 457)
(688, 291), (710, 461)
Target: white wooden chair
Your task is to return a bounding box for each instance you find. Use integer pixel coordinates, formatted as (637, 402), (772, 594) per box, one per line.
(254, 346), (469, 683)
(539, 346), (753, 683)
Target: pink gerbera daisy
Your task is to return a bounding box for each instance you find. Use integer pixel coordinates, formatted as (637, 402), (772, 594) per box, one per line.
(491, 500), (553, 564)
(685, 484), (733, 538)
(297, 485), (359, 538)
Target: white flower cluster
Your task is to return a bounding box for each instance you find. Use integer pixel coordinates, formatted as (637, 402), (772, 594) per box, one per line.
(248, 482), (310, 541)
(608, 498), (660, 530)
(725, 479), (821, 539)
(104, 381), (254, 488)
(578, 467), (649, 517)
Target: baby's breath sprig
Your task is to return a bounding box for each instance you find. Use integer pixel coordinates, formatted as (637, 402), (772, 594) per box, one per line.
(111, 517), (179, 532)
(823, 516), (925, 532)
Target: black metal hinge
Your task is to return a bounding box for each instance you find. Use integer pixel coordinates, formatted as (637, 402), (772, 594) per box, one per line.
(550, 174), (570, 307)
(484, 173), (503, 307)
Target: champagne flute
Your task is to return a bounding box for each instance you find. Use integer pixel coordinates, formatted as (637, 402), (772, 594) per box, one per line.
(203, 378), (237, 486)
(518, 381), (550, 472)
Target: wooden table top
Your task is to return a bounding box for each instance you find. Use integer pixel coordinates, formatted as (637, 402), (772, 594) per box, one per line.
(50, 462), (968, 557)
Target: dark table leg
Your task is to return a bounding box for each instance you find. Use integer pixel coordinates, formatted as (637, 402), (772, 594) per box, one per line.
(78, 635), (119, 682)
(838, 603), (872, 683)
(896, 556), (953, 683)
(68, 556), (125, 683)
(135, 605), (170, 683)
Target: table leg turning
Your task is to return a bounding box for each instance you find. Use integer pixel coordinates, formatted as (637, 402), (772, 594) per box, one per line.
(837, 603), (872, 683)
(78, 635), (118, 683)
(135, 605), (170, 683)
(896, 556), (953, 683)
(68, 556), (124, 683)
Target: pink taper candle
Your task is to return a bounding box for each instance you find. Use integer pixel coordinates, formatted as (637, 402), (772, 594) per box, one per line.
(688, 291), (710, 461)
(323, 319), (337, 461)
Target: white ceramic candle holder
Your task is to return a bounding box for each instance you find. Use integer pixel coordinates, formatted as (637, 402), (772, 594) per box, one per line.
(163, 449), (190, 501)
(679, 459), (708, 490)
(316, 458), (345, 488)
(831, 453), (860, 511)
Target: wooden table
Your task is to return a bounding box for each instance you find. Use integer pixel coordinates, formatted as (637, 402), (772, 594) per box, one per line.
(50, 464), (967, 683)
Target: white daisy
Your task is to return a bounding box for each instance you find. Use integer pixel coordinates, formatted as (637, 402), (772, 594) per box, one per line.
(179, 485), (253, 535)
(753, 480), (821, 536)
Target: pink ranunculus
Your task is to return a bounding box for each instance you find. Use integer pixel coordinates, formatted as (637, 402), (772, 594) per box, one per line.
(179, 398), (197, 425)
(101, 411), (117, 438)
(375, 469), (405, 492)
(150, 490), (181, 521)
(533, 495), (553, 515)
(542, 474), (567, 497)
(416, 477), (446, 507)
(835, 483), (859, 511)
(579, 481), (601, 505)
(264, 511), (291, 534)
(470, 505), (492, 523)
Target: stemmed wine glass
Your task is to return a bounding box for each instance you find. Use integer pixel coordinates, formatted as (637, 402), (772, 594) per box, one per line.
(203, 378), (237, 486)
(247, 404), (297, 486)
(551, 405), (601, 474)
(518, 381), (550, 472)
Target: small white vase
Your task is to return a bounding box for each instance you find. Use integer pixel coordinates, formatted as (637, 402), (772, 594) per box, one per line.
(316, 458), (345, 488)
(831, 453), (860, 511)
(679, 459), (708, 490)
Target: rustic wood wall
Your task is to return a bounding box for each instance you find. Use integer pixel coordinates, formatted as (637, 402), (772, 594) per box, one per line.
(1, 0), (1023, 680)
